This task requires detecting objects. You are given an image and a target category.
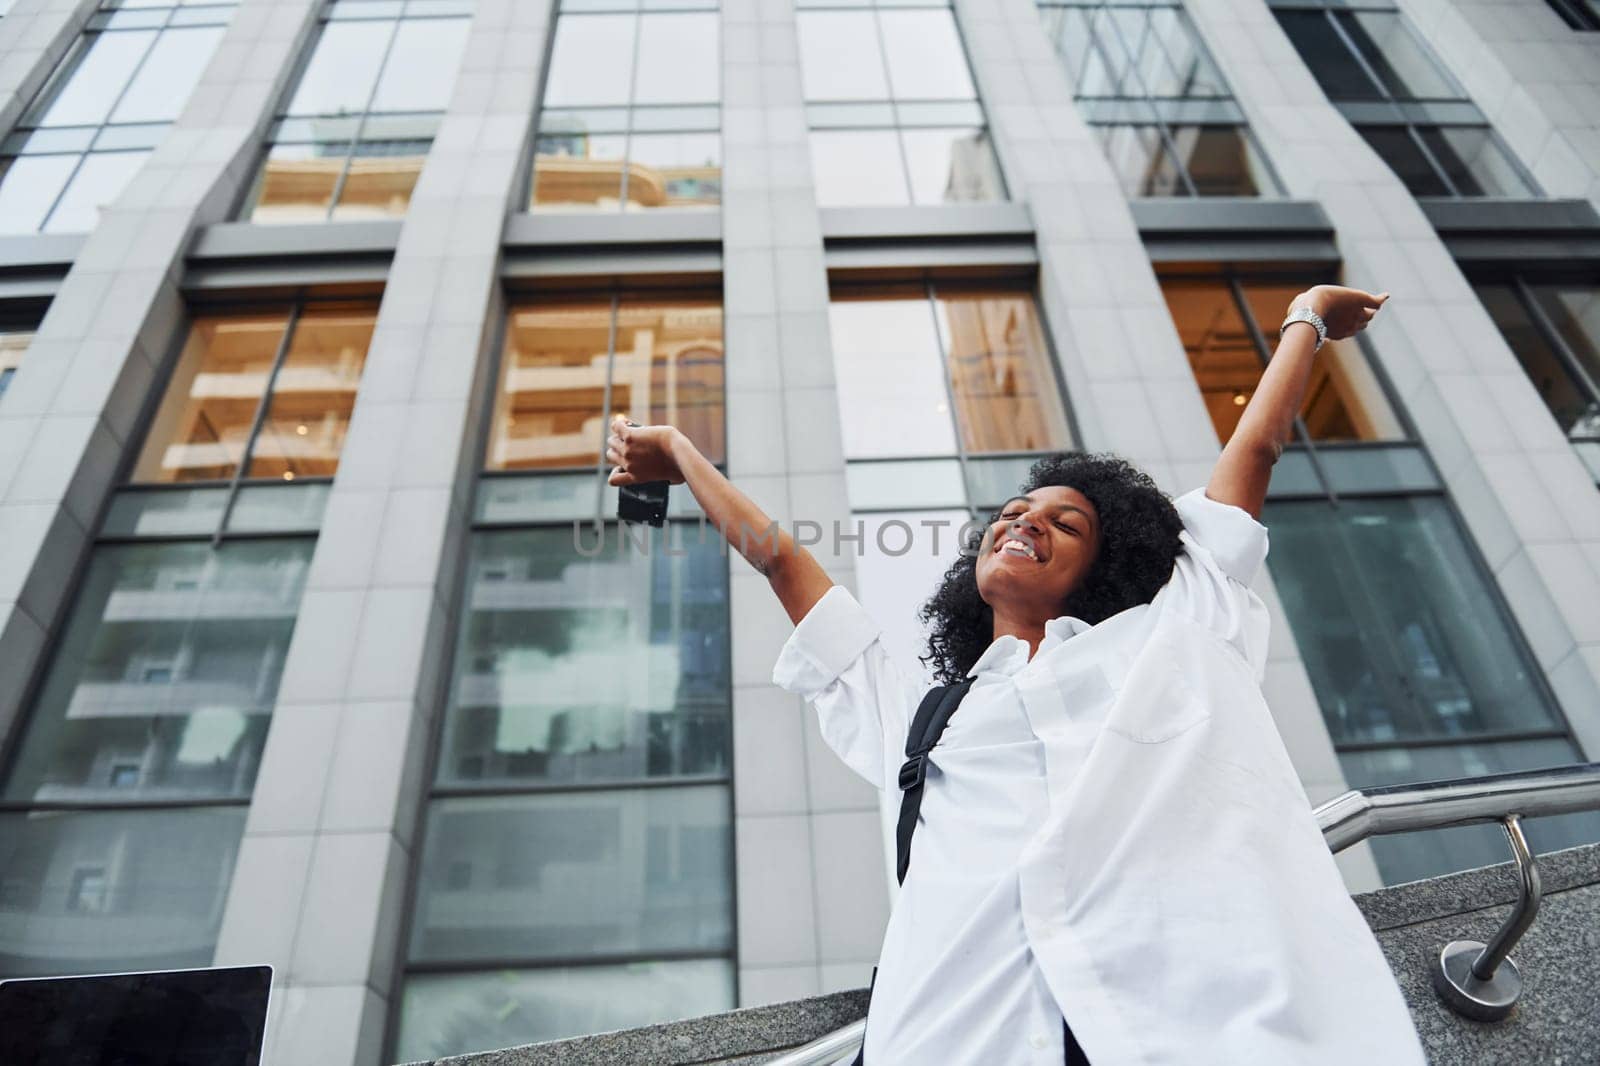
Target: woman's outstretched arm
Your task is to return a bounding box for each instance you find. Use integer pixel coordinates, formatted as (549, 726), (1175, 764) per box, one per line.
(605, 414), (835, 625)
(1207, 284), (1389, 520)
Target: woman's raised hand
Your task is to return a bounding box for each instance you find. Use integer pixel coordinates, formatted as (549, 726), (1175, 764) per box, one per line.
(606, 414), (688, 486)
(1290, 285), (1390, 341)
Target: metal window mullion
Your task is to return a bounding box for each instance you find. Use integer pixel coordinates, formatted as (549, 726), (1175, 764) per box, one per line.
(35, 24), (168, 232)
(617, 11), (647, 211)
(1092, 4), (1199, 196)
(868, 8), (919, 204)
(1513, 275), (1600, 410)
(403, 946), (735, 977)
(1403, 122), (1461, 197)
(921, 281), (980, 520)
(591, 292), (623, 526)
(324, 15), (405, 219)
(213, 299), (304, 546)
(1322, 9), (1395, 105)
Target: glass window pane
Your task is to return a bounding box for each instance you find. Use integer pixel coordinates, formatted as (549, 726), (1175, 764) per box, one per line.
(845, 459), (966, 511)
(243, 304), (376, 480)
(397, 959), (735, 1061)
(286, 20), (394, 116)
(878, 10), (975, 101)
(1341, 11), (1458, 101)
(1478, 282), (1600, 438)
(1263, 496), (1561, 745)
(899, 127), (1003, 205)
(1161, 278), (1260, 444)
(1239, 283), (1406, 441)
(855, 508), (968, 691)
(1096, 123), (1185, 197)
(109, 26), (225, 124)
(245, 143), (350, 223)
(633, 13), (719, 105)
(531, 130), (627, 210)
(1528, 283), (1600, 408)
(1167, 125), (1270, 197)
(489, 299), (613, 468)
(1077, 10), (1131, 98)
(1274, 10), (1382, 101)
(1039, 6), (1095, 92)
(329, 139), (429, 219)
(829, 294), (957, 458)
(369, 17), (470, 112)
(935, 289), (1070, 454)
(0, 808), (247, 978)
(42, 150), (149, 233)
(810, 129), (909, 207)
(1340, 740), (1600, 884)
(33, 31), (156, 127)
(1145, 8), (1227, 99)
(544, 14), (638, 107)
(0, 154), (79, 235)
(133, 313), (291, 483)
(1, 541), (312, 804)
(1418, 126), (1536, 198)
(797, 12), (887, 102)
(407, 787), (733, 962)
(439, 526), (729, 787)
(624, 131), (721, 209)
(1356, 125), (1450, 196)
(1106, 7), (1177, 98)
(0, 331), (32, 401)
(489, 298), (724, 469)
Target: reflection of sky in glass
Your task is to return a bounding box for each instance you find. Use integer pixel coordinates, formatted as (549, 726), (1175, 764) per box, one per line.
(829, 298), (957, 458)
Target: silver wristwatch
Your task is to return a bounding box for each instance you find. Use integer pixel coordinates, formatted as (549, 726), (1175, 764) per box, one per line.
(1280, 306), (1327, 352)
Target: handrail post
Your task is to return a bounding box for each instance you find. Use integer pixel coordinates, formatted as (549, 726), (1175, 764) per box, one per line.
(1430, 814), (1543, 1022)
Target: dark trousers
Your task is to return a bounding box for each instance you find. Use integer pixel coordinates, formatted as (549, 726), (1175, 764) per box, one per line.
(1064, 1018), (1090, 1066)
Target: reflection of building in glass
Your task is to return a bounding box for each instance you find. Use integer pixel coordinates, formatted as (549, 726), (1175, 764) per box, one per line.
(489, 301), (725, 470)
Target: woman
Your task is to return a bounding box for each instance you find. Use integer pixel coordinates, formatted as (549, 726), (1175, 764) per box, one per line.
(605, 285), (1426, 1065)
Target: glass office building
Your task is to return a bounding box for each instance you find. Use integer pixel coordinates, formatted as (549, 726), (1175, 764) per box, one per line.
(0, 0), (1597, 1062)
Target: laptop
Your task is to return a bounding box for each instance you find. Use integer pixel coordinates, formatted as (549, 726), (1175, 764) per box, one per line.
(0, 964), (272, 1066)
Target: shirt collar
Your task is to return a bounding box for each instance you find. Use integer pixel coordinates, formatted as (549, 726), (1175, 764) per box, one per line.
(965, 615), (1093, 679)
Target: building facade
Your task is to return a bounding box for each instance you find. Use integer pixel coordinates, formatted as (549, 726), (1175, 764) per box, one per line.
(0, 0), (1597, 1062)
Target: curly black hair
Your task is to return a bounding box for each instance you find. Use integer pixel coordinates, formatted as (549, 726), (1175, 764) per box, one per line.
(918, 452), (1185, 684)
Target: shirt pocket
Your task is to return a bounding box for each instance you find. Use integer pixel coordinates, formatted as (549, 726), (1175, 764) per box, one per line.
(1102, 627), (1211, 744)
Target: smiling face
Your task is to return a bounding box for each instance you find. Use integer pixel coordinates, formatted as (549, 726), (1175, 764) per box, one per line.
(974, 485), (1102, 623)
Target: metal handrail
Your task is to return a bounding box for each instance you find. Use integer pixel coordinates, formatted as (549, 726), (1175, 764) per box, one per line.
(764, 764), (1600, 1062)
(1316, 763), (1600, 852)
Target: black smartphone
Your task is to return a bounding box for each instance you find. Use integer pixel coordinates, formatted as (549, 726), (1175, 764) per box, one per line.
(618, 480), (669, 526)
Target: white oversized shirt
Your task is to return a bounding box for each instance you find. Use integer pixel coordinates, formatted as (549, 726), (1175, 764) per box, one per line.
(772, 488), (1426, 1066)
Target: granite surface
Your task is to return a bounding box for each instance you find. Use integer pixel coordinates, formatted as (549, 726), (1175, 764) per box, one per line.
(409, 842), (1600, 1065)
(407, 989), (868, 1066)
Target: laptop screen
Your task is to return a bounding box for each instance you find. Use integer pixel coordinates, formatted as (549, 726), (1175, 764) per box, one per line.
(0, 964), (271, 1066)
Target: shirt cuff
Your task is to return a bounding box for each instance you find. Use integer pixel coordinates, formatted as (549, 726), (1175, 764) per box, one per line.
(1172, 487), (1270, 586)
(771, 585), (882, 699)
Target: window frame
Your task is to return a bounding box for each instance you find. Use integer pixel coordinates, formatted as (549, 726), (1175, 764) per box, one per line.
(1267, 0), (1542, 199)
(526, 1), (723, 214)
(125, 291), (379, 535)
(235, 0), (473, 224)
(0, 0), (236, 235)
(797, 0), (1010, 209)
(1038, 0), (1285, 198)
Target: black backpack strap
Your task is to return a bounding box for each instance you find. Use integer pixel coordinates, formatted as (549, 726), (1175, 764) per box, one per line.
(894, 678), (975, 885)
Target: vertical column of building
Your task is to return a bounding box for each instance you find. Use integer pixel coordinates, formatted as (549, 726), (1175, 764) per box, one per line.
(721, 0), (893, 1003)
(1397, 0), (1600, 210)
(0, 0), (321, 788)
(950, 0), (1365, 865)
(1186, 0), (1600, 757)
(0, 0), (96, 129)
(207, 3), (545, 1063)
